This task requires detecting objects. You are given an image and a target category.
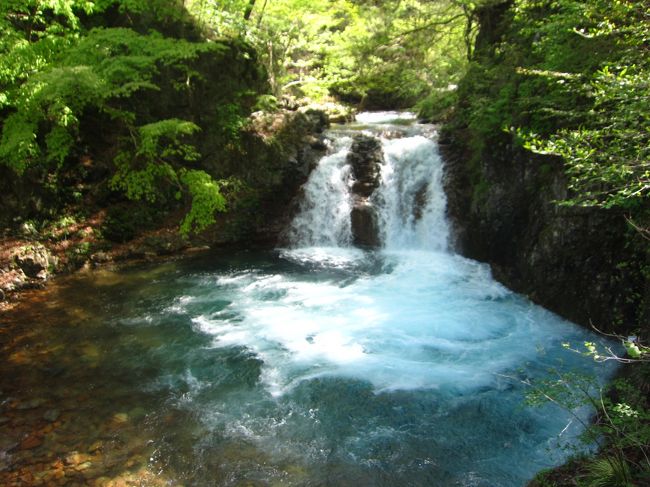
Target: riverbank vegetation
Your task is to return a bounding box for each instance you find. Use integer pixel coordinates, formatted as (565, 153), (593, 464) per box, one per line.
(1, 0), (649, 484)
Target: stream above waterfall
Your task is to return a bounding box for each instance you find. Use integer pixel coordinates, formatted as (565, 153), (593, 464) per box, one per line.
(0, 112), (616, 486)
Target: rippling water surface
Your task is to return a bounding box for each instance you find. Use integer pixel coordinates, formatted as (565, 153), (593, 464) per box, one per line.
(0, 112), (615, 486)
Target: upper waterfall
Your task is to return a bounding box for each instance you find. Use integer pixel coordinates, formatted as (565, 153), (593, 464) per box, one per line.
(287, 112), (448, 251)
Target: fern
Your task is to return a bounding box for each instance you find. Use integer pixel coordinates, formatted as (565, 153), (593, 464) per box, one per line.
(179, 169), (227, 237)
(110, 118), (200, 202)
(584, 457), (633, 487)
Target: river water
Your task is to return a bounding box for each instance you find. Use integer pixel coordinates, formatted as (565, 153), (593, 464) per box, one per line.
(0, 112), (615, 486)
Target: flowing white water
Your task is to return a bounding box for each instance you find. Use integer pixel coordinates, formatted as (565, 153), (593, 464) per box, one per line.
(107, 113), (615, 486)
(287, 136), (354, 246)
(377, 135), (449, 250)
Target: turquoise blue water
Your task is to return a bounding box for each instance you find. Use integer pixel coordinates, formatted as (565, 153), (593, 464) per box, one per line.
(29, 248), (612, 486)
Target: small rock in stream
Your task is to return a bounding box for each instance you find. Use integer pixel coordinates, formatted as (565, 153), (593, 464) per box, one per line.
(43, 409), (60, 422)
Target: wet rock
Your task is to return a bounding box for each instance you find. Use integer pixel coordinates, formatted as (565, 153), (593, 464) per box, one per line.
(43, 409), (60, 422)
(302, 134), (328, 151)
(16, 398), (45, 410)
(141, 234), (187, 256)
(0, 437), (19, 453)
(65, 451), (92, 467)
(88, 441), (103, 453)
(351, 200), (380, 248)
(347, 134), (383, 198)
(19, 434), (43, 450)
(380, 129), (407, 139)
(18, 469), (34, 484)
(111, 413), (128, 426)
(128, 407), (146, 421)
(412, 184), (428, 222)
(347, 134), (384, 247)
(75, 461), (93, 471)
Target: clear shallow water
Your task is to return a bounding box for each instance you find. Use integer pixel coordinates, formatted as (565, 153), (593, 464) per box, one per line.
(0, 113), (616, 486)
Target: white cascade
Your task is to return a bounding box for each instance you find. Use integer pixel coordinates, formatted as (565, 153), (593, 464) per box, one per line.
(289, 116), (448, 251)
(286, 137), (354, 247)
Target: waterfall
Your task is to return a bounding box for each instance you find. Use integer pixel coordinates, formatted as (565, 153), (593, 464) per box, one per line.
(288, 114), (448, 251)
(148, 112), (614, 486)
(378, 135), (448, 251)
(286, 137), (354, 247)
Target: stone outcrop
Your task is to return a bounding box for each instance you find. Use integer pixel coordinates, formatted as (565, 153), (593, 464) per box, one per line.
(13, 244), (56, 280)
(351, 202), (380, 248)
(348, 135), (383, 197)
(439, 0), (648, 335)
(200, 107), (330, 247)
(440, 132), (647, 334)
(346, 135), (383, 248)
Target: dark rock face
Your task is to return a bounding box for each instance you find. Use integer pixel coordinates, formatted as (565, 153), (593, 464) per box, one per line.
(204, 107), (330, 247)
(351, 202), (380, 248)
(348, 135), (383, 197)
(412, 184), (428, 222)
(346, 135), (384, 248)
(440, 132), (647, 333)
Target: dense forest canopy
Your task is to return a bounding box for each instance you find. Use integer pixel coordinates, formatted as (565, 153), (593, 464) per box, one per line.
(0, 0), (648, 238)
(0, 0), (473, 236)
(185, 0), (473, 108)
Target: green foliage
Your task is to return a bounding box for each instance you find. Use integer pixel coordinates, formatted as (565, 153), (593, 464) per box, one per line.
(188, 0), (470, 107)
(102, 203), (164, 242)
(523, 64), (649, 209)
(0, 1), (93, 94)
(584, 457), (633, 487)
(451, 0), (649, 211)
(214, 102), (248, 142)
(178, 169), (227, 236)
(111, 119), (199, 201)
(0, 22), (224, 176)
(254, 94), (279, 112)
(0, 0), (259, 237)
(416, 88), (458, 122)
(524, 343), (650, 486)
(0, 65), (105, 172)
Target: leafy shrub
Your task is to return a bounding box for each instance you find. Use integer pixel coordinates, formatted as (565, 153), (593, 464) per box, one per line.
(102, 203), (163, 242)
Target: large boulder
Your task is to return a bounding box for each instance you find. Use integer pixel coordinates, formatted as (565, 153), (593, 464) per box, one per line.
(351, 200), (380, 248)
(347, 135), (384, 248)
(348, 135), (383, 197)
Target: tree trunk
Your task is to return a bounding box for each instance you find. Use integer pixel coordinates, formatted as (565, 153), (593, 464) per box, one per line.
(243, 0), (256, 20)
